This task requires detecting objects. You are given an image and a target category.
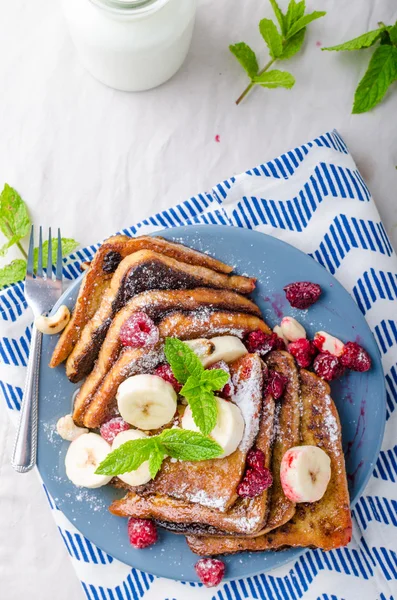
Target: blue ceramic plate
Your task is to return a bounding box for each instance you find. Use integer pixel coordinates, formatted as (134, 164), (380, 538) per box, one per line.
(38, 225), (385, 582)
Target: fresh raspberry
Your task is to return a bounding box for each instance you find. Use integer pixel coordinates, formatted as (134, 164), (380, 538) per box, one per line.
(119, 312), (159, 348)
(208, 360), (234, 398)
(154, 364), (182, 393)
(313, 352), (345, 381)
(237, 468), (273, 498)
(288, 338), (317, 368)
(284, 281), (322, 309)
(127, 518), (158, 549)
(340, 341), (372, 372)
(266, 369), (287, 400)
(246, 448), (266, 472)
(194, 558), (225, 587)
(245, 330), (285, 355)
(100, 417), (130, 444)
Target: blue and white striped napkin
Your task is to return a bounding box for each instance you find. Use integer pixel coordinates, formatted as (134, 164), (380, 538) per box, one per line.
(1, 130), (396, 600)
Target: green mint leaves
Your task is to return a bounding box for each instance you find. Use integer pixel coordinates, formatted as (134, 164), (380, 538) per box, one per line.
(0, 184), (79, 288)
(230, 0), (326, 104)
(164, 338), (229, 435)
(323, 20), (397, 113)
(95, 429), (223, 478)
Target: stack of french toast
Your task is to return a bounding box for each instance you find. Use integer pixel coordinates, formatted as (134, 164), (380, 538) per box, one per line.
(52, 234), (352, 557)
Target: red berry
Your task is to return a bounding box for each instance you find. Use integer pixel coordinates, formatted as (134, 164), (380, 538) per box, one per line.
(154, 364), (182, 393)
(194, 558), (225, 587)
(127, 518), (158, 549)
(284, 281), (322, 309)
(266, 369), (287, 399)
(288, 338), (317, 368)
(340, 341), (371, 372)
(119, 312), (159, 348)
(312, 333), (326, 352)
(100, 417), (130, 444)
(237, 468), (273, 498)
(208, 360), (234, 398)
(313, 352), (345, 381)
(245, 330), (285, 355)
(246, 448), (266, 472)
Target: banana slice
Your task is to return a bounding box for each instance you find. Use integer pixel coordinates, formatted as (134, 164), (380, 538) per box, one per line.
(184, 338), (215, 360)
(280, 445), (331, 503)
(65, 432), (112, 489)
(197, 336), (247, 367)
(181, 397), (245, 458)
(314, 331), (345, 357)
(112, 429), (152, 486)
(117, 374), (177, 430)
(280, 317), (306, 342)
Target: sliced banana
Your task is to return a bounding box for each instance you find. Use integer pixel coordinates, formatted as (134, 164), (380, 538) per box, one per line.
(35, 305), (70, 335)
(273, 325), (288, 345)
(65, 432), (112, 488)
(57, 414), (88, 441)
(280, 445), (331, 503)
(194, 336), (247, 367)
(314, 331), (345, 357)
(181, 397), (245, 458)
(280, 317), (306, 342)
(112, 429), (152, 486)
(184, 338), (215, 360)
(117, 374), (177, 430)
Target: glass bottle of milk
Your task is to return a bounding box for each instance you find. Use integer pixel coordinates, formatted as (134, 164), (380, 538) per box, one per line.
(62, 0), (197, 92)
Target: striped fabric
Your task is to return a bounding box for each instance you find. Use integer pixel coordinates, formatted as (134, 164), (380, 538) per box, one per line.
(1, 130), (396, 599)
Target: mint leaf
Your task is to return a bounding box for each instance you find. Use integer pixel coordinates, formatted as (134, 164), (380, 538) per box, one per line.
(229, 42), (259, 78)
(182, 386), (218, 435)
(33, 237), (79, 270)
(285, 0), (305, 34)
(280, 28), (306, 60)
(254, 70), (295, 89)
(269, 0), (286, 35)
(164, 338), (203, 384)
(353, 45), (397, 113)
(259, 19), (283, 59)
(148, 446), (165, 479)
(0, 259), (27, 288)
(286, 11), (326, 39)
(200, 369), (229, 391)
(389, 23), (397, 45)
(159, 429), (222, 461)
(0, 184), (31, 247)
(95, 438), (153, 476)
(322, 28), (385, 52)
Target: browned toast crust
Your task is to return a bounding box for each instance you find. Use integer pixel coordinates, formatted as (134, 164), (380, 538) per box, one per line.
(186, 370), (352, 554)
(72, 289), (261, 426)
(64, 251), (256, 382)
(50, 235), (234, 368)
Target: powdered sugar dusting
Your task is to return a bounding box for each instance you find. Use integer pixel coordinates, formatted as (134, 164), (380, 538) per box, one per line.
(232, 355), (263, 453)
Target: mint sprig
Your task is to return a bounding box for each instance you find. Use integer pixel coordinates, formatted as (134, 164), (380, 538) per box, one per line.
(165, 338), (229, 435)
(230, 0), (326, 105)
(322, 20), (397, 113)
(0, 184), (79, 288)
(95, 429), (223, 478)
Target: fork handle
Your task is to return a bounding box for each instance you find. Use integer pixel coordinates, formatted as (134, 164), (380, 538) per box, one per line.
(11, 325), (42, 473)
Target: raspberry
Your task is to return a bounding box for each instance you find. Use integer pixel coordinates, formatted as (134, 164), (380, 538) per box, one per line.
(284, 281), (322, 309)
(100, 417), (130, 444)
(245, 330), (285, 355)
(208, 360), (234, 398)
(154, 364), (182, 393)
(194, 558), (225, 587)
(119, 312), (159, 348)
(246, 448), (266, 472)
(288, 338), (317, 368)
(313, 352), (345, 381)
(266, 369), (287, 399)
(340, 341), (371, 372)
(127, 518), (158, 549)
(237, 468), (273, 498)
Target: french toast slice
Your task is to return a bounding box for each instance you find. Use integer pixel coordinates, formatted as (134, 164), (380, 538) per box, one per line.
(132, 350), (300, 538)
(79, 312), (270, 428)
(109, 354), (263, 514)
(64, 250), (256, 382)
(110, 376), (274, 535)
(72, 289), (261, 426)
(186, 370), (352, 554)
(50, 235), (234, 368)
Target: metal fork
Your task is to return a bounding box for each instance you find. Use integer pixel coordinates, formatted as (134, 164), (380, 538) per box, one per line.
(11, 226), (63, 473)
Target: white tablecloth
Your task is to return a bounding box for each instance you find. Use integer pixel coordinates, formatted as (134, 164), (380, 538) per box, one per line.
(0, 1), (396, 598)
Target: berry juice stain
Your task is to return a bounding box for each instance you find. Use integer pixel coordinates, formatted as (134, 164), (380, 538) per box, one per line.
(263, 292), (285, 320)
(345, 397), (366, 460)
(347, 459), (364, 484)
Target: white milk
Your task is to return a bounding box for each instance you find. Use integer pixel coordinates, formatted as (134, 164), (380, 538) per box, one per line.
(62, 0), (197, 92)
